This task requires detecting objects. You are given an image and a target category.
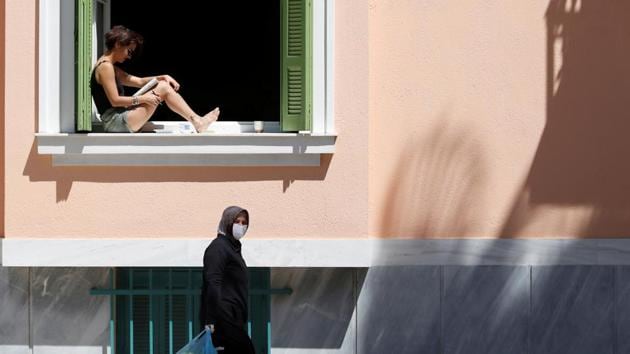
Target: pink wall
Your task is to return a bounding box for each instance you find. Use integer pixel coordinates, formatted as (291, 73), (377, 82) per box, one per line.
(4, 0), (369, 239)
(0, 0), (4, 237)
(9, 0), (626, 240)
(369, 0), (630, 238)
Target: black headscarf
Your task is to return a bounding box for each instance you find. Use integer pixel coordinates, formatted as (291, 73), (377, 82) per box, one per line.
(217, 206), (249, 238)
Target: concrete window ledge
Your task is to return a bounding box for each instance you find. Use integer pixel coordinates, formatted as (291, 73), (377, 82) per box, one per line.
(36, 124), (336, 166)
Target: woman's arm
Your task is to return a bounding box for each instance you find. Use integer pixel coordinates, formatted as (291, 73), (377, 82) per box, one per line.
(156, 74), (180, 91)
(96, 63), (160, 107)
(115, 67), (151, 88)
(116, 67), (180, 91)
(203, 242), (227, 327)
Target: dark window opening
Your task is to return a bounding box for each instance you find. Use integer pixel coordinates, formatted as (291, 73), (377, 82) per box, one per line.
(95, 1), (105, 57)
(111, 1), (280, 122)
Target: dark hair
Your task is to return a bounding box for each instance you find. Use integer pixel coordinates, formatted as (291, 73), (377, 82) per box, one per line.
(104, 25), (144, 54)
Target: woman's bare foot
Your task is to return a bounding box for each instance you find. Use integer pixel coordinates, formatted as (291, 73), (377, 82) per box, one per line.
(191, 108), (219, 133)
(204, 107), (220, 124)
(191, 115), (211, 133)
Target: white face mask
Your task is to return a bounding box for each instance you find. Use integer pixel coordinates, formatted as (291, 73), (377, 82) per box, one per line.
(232, 223), (248, 240)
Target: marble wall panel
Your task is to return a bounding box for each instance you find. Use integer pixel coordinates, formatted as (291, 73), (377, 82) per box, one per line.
(0, 267), (29, 353)
(271, 268), (356, 354)
(442, 266), (529, 354)
(357, 266), (441, 354)
(30, 268), (110, 351)
(531, 266), (614, 354)
(615, 266), (630, 353)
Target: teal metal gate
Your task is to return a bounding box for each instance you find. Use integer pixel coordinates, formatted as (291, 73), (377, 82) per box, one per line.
(91, 268), (291, 354)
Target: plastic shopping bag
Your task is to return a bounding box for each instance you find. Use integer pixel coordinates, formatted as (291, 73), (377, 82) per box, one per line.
(176, 328), (217, 354)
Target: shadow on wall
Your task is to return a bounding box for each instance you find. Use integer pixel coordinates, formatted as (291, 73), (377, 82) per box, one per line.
(22, 142), (332, 202)
(350, 1), (630, 352)
(379, 118), (487, 238)
(502, 0), (630, 237)
(357, 266), (442, 354)
(357, 263), (624, 354)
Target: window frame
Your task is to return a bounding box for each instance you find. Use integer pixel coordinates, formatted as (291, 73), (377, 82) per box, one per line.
(37, 0), (335, 166)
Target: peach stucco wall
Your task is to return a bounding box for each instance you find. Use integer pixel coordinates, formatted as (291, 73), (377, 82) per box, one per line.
(369, 0), (630, 238)
(7, 0), (627, 240)
(0, 0), (4, 237)
(3, 0), (368, 238)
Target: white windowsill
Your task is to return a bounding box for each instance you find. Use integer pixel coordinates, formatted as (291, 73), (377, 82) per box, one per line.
(36, 121), (336, 166)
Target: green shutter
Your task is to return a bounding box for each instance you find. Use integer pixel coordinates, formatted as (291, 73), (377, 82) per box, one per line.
(280, 0), (312, 132)
(76, 0), (93, 132)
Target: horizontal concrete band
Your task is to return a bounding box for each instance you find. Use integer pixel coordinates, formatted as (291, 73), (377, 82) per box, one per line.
(3, 238), (630, 267)
(0, 239), (371, 267)
(371, 239), (630, 266)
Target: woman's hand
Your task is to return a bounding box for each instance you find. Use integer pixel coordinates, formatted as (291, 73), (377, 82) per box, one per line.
(139, 92), (161, 106)
(157, 75), (180, 91)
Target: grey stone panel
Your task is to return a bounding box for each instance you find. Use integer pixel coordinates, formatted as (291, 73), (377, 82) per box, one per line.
(0, 267), (29, 345)
(31, 268), (110, 346)
(271, 268), (356, 352)
(531, 266), (614, 354)
(616, 266), (630, 353)
(357, 266), (440, 354)
(442, 266), (529, 354)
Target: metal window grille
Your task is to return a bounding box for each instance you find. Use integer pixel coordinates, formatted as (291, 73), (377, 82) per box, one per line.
(91, 267), (289, 354)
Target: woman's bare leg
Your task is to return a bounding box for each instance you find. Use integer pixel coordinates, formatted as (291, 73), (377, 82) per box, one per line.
(152, 81), (220, 132)
(125, 103), (159, 132)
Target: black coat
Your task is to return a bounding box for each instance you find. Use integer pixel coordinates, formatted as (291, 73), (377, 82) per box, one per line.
(200, 234), (249, 328)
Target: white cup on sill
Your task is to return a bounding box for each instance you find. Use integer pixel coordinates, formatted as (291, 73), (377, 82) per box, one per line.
(254, 121), (264, 133)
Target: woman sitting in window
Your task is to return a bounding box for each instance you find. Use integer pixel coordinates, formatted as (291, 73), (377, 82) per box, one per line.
(91, 25), (219, 133)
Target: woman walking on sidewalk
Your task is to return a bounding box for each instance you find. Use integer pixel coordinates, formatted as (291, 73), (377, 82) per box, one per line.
(201, 206), (255, 354)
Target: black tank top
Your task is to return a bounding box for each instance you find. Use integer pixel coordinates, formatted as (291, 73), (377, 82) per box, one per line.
(90, 60), (124, 114)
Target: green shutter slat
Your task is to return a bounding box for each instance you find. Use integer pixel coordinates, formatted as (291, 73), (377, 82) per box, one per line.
(76, 0), (92, 132)
(281, 0), (312, 132)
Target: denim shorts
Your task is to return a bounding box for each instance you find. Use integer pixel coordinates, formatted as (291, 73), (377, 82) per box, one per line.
(100, 107), (133, 133)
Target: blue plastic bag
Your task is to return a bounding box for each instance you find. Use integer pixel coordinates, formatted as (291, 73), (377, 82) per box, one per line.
(176, 328), (217, 354)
